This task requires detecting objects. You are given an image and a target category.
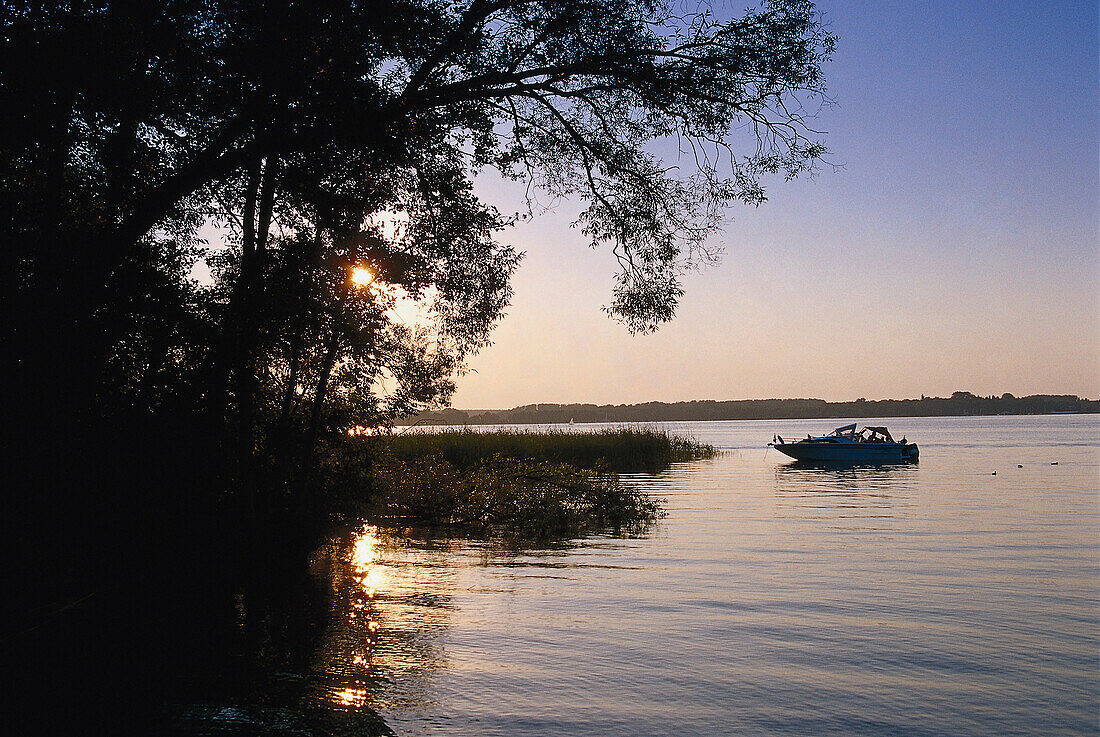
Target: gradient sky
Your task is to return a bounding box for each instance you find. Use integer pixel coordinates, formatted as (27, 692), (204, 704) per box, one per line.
(450, 0), (1099, 408)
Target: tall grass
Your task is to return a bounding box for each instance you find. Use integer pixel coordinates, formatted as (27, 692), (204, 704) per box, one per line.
(361, 453), (664, 540)
(322, 428), (714, 541)
(376, 427), (717, 474)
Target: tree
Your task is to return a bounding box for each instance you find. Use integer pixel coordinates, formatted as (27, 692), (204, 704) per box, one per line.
(2, 6), (836, 726)
(3, 0), (835, 495)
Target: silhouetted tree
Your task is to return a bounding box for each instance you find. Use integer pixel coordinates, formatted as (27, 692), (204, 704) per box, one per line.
(1, 4), (836, 729)
(3, 0), (835, 502)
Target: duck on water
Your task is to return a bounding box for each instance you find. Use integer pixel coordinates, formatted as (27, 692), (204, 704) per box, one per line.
(769, 423), (919, 464)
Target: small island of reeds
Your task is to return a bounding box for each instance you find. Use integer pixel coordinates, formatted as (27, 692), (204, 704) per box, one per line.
(323, 428), (717, 540)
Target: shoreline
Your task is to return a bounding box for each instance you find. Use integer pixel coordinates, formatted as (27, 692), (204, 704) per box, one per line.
(401, 407), (1100, 427)
(400, 393), (1098, 426)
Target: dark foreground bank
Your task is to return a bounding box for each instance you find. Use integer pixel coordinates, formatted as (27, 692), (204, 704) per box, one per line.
(6, 427), (711, 735)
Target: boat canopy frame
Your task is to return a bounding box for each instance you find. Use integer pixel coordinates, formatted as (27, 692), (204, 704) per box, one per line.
(824, 424), (896, 443)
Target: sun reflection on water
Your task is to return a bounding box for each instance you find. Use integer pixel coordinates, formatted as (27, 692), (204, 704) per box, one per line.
(335, 687), (368, 709)
(350, 524), (386, 597)
(311, 523), (453, 717)
(350, 524), (381, 574)
(324, 524), (390, 709)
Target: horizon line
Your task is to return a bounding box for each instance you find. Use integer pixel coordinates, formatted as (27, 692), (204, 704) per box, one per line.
(441, 391), (1097, 414)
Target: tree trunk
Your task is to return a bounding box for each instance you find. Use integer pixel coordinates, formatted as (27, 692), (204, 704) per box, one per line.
(297, 329), (342, 505)
(225, 156), (280, 506)
(307, 331), (341, 451)
(231, 158), (262, 501)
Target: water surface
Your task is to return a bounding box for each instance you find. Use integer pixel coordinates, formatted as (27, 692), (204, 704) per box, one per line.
(268, 416), (1100, 735)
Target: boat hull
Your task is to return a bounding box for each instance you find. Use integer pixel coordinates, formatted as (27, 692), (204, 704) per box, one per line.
(774, 442), (918, 464)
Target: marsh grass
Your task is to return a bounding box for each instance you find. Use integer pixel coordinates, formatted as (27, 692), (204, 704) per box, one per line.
(324, 428), (714, 540)
(363, 453), (664, 539)
(377, 427), (717, 474)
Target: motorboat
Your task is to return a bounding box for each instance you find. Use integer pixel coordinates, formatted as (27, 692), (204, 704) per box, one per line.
(769, 423), (918, 464)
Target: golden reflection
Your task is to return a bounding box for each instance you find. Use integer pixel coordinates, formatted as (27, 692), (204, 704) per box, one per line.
(326, 524), (389, 708)
(350, 524), (381, 573)
(335, 687), (368, 709)
(362, 570), (382, 597)
(311, 524), (453, 715)
(350, 525), (386, 602)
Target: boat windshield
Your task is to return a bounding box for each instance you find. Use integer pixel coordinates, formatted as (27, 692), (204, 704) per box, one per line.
(856, 426), (894, 443)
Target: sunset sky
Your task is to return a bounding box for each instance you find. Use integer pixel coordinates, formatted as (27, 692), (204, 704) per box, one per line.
(448, 0), (1099, 408)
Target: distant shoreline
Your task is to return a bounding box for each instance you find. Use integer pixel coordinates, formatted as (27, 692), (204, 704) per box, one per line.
(400, 392), (1099, 426)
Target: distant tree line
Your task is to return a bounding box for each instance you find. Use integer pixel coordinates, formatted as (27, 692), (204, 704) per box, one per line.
(402, 392), (1100, 425)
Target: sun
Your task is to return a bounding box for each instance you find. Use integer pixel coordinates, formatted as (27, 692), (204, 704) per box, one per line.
(350, 266), (374, 288)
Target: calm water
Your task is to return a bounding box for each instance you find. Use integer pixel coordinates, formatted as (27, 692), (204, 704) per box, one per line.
(299, 416), (1098, 736)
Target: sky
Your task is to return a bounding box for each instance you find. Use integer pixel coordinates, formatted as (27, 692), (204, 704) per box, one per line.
(446, 0), (1100, 409)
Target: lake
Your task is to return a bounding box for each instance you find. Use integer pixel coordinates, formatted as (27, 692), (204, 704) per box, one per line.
(191, 415), (1099, 736)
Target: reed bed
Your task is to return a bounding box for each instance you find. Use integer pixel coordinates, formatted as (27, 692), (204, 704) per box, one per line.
(323, 427), (714, 540)
(377, 427), (717, 474)
(362, 454), (664, 539)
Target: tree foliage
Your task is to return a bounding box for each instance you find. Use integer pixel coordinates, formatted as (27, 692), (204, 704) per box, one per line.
(1, 7), (833, 728)
(2, 0), (834, 499)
